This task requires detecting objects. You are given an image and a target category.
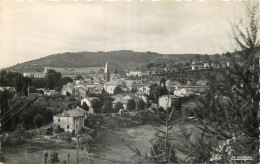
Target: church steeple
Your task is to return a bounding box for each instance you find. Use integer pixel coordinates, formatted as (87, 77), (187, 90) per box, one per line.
(104, 61), (110, 82)
(104, 61), (109, 74)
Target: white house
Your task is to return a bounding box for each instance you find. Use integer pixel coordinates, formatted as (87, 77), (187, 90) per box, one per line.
(174, 88), (193, 97)
(158, 95), (179, 110)
(44, 90), (60, 96)
(23, 72), (46, 78)
(112, 95), (135, 109)
(61, 82), (74, 96)
(138, 86), (150, 95)
(103, 80), (124, 94)
(129, 69), (142, 77)
(53, 109), (85, 132)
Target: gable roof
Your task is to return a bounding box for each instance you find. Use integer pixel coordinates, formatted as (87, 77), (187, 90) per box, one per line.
(112, 98), (122, 104)
(55, 109), (85, 117)
(73, 107), (86, 114)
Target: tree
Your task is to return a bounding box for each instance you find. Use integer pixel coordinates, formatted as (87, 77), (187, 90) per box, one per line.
(45, 69), (61, 90)
(113, 85), (122, 95)
(81, 102), (89, 111)
(66, 92), (71, 97)
(114, 102), (124, 113)
(136, 98), (145, 110)
(15, 75), (23, 92)
(126, 107), (179, 163)
(91, 99), (102, 113)
(49, 152), (59, 163)
(103, 100), (113, 113)
(0, 89), (15, 130)
(177, 2), (260, 162)
(146, 63), (154, 69)
(151, 86), (168, 103)
(127, 99), (136, 111)
(57, 77), (73, 89)
(75, 75), (83, 80)
(160, 78), (166, 87)
(33, 113), (43, 128)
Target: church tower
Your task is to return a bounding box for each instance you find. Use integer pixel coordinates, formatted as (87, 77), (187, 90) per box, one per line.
(104, 61), (110, 82)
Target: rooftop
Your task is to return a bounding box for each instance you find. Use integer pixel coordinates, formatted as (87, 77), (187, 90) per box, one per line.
(55, 109), (85, 117)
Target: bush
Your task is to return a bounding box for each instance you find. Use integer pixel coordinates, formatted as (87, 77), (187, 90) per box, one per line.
(54, 126), (65, 133)
(60, 132), (72, 142)
(151, 138), (177, 163)
(114, 116), (132, 127)
(131, 110), (157, 125)
(85, 115), (105, 129)
(71, 130), (75, 136)
(50, 135), (58, 139)
(13, 124), (33, 144)
(41, 127), (53, 135)
(103, 117), (118, 129)
(49, 152), (59, 163)
(79, 135), (94, 144)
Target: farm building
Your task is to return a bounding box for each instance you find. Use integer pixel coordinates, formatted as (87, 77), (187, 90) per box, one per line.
(158, 95), (179, 110)
(53, 109), (85, 133)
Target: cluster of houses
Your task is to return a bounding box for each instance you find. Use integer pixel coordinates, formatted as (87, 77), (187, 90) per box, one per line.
(23, 72), (46, 78)
(191, 61), (230, 70)
(22, 62), (210, 133)
(60, 79), (103, 99)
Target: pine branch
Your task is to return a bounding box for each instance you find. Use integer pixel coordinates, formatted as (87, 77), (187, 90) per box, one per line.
(151, 125), (165, 134)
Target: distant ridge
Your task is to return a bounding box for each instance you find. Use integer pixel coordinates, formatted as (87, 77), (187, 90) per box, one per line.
(5, 50), (198, 73)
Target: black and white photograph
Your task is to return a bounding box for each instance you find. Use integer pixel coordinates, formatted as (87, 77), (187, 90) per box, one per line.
(0, 0), (259, 163)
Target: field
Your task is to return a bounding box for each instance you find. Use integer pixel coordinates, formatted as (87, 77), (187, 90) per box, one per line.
(2, 124), (197, 164)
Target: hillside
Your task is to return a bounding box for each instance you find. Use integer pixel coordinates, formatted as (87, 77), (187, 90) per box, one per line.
(5, 50), (198, 73)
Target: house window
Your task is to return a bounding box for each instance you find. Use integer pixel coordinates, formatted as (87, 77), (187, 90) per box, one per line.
(67, 125), (69, 129)
(58, 118), (60, 122)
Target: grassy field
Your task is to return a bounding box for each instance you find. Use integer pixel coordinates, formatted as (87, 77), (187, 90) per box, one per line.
(2, 124), (197, 164)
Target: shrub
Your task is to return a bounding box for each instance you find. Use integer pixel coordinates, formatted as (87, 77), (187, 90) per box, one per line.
(54, 126), (65, 133)
(103, 117), (118, 129)
(41, 127), (53, 135)
(85, 115), (105, 129)
(127, 99), (136, 111)
(151, 138), (177, 163)
(71, 130), (75, 136)
(79, 135), (94, 144)
(49, 152), (59, 163)
(60, 132), (72, 142)
(13, 124), (32, 144)
(131, 110), (157, 125)
(114, 116), (132, 127)
(136, 98), (145, 110)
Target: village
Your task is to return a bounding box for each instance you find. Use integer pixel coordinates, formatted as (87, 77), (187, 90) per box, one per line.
(0, 58), (233, 163)
(0, 0), (259, 163)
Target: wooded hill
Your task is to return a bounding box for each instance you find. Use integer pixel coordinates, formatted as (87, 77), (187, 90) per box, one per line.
(5, 50), (198, 73)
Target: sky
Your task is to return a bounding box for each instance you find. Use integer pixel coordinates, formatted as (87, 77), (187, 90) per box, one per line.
(0, 0), (247, 68)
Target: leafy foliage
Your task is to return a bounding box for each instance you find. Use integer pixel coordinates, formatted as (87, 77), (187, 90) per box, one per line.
(81, 102), (89, 111)
(114, 102), (124, 113)
(127, 99), (136, 111)
(136, 98), (145, 110)
(44, 69), (62, 90)
(103, 99), (113, 113)
(91, 99), (102, 113)
(148, 83), (168, 103)
(113, 85), (122, 95)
